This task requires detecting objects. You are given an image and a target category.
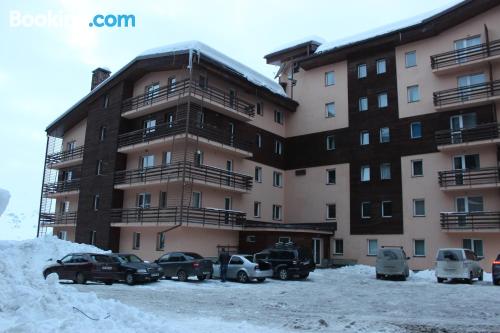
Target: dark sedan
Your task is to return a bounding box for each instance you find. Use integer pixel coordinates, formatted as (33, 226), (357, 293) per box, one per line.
(43, 253), (119, 285)
(493, 254), (500, 285)
(112, 253), (164, 285)
(155, 252), (213, 281)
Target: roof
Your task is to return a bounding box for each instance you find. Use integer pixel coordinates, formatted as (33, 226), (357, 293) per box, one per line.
(264, 35), (325, 59)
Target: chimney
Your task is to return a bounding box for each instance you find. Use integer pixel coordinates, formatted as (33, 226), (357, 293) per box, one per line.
(91, 67), (111, 90)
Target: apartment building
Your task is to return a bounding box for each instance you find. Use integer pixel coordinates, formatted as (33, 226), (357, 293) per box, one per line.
(39, 0), (500, 270)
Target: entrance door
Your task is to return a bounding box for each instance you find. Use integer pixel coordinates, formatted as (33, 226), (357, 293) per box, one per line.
(312, 238), (322, 266)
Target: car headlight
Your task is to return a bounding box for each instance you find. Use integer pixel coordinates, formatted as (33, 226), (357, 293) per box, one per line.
(137, 269), (147, 273)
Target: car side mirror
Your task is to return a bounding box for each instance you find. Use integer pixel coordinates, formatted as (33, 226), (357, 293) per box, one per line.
(56, 260), (63, 265)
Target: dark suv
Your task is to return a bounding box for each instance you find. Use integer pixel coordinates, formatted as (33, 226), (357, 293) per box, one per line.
(254, 244), (315, 280)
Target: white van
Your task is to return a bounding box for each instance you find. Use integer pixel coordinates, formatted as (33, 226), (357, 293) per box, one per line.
(435, 248), (483, 283)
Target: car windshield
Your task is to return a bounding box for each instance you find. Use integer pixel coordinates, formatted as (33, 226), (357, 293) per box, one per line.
(437, 250), (463, 261)
(119, 254), (143, 263)
(184, 252), (203, 259)
(91, 254), (112, 263)
(380, 250), (399, 260)
(244, 255), (254, 262)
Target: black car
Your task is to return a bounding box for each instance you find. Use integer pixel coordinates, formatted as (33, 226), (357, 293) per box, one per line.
(155, 252), (213, 281)
(43, 253), (119, 285)
(254, 243), (315, 280)
(493, 254), (500, 285)
(112, 253), (164, 285)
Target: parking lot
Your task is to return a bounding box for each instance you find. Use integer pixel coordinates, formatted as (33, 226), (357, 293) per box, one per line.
(73, 266), (500, 333)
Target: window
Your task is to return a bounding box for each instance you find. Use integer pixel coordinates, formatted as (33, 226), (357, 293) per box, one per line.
(57, 230), (68, 241)
(198, 75), (207, 89)
(357, 64), (367, 78)
(360, 131), (370, 145)
(325, 102), (336, 118)
(411, 160), (423, 177)
(67, 141), (76, 152)
(229, 89), (236, 108)
(454, 36), (481, 63)
(325, 71), (335, 86)
(381, 201), (392, 217)
(272, 205), (282, 220)
(99, 126), (106, 142)
(145, 83), (160, 105)
(246, 235), (256, 243)
(456, 196), (484, 213)
(278, 236), (290, 244)
(368, 239), (378, 256)
(132, 232), (141, 250)
(273, 171), (283, 187)
(168, 76), (177, 90)
(159, 191), (167, 208)
(376, 59), (386, 74)
(379, 127), (390, 143)
(414, 240), (425, 257)
(253, 202), (261, 218)
(156, 232), (165, 251)
(89, 230), (96, 245)
(192, 192), (202, 209)
(333, 239), (344, 255)
(256, 102), (263, 116)
(380, 163), (391, 180)
(96, 160), (103, 175)
(140, 155), (154, 169)
(359, 97), (368, 112)
(360, 166), (370, 182)
(326, 135), (335, 151)
(194, 150), (203, 166)
(413, 199), (425, 217)
(361, 202), (371, 219)
(463, 239), (483, 257)
(377, 92), (388, 108)
(136, 193), (151, 209)
(196, 111), (205, 126)
(59, 201), (70, 213)
(410, 122), (422, 139)
(274, 140), (283, 155)
(254, 166), (262, 183)
(405, 51), (417, 68)
(326, 169), (336, 184)
(326, 204), (336, 219)
(103, 94), (109, 108)
(274, 110), (284, 124)
(143, 119), (156, 134)
(163, 151), (172, 165)
(407, 85), (420, 103)
(93, 194), (100, 211)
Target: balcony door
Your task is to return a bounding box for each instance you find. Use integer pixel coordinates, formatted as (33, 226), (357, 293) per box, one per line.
(144, 83), (160, 105)
(224, 197), (232, 224)
(143, 119), (156, 135)
(226, 160), (233, 186)
(454, 36), (481, 64)
(453, 154), (479, 185)
(136, 192), (151, 220)
(450, 113), (476, 143)
(139, 155), (155, 181)
(455, 196), (484, 226)
(458, 73), (485, 101)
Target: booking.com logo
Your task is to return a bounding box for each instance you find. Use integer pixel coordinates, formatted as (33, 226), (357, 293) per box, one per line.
(9, 10), (135, 28)
(88, 14), (135, 28)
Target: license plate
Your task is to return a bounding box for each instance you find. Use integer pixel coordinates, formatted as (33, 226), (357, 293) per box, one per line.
(151, 273), (159, 277)
(102, 266), (112, 271)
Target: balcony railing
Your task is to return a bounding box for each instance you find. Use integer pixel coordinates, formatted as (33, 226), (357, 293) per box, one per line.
(111, 206), (246, 228)
(40, 212), (77, 226)
(431, 39), (500, 70)
(440, 211), (500, 230)
(115, 161), (252, 191)
(46, 146), (84, 165)
(43, 179), (80, 194)
(117, 121), (253, 152)
(435, 122), (500, 146)
(433, 80), (500, 107)
(438, 167), (500, 188)
(121, 79), (255, 117)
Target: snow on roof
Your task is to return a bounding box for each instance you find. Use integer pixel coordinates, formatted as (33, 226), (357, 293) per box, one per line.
(315, 0), (464, 54)
(266, 35), (325, 56)
(140, 40), (286, 97)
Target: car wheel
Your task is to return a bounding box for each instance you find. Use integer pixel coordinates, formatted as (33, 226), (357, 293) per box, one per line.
(177, 270), (188, 282)
(76, 272), (87, 285)
(478, 270), (483, 281)
(125, 273), (135, 286)
(437, 277), (445, 283)
(400, 275), (407, 281)
(197, 275), (206, 281)
(152, 278), (159, 282)
(237, 271), (249, 283)
(256, 278), (265, 283)
(277, 268), (288, 281)
(104, 281), (113, 286)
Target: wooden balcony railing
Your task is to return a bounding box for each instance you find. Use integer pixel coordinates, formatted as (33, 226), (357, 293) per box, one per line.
(435, 122), (500, 146)
(440, 211), (500, 230)
(433, 80), (500, 107)
(43, 179), (80, 194)
(40, 212), (77, 226)
(438, 167), (500, 188)
(431, 39), (500, 70)
(111, 206), (246, 228)
(114, 161), (253, 191)
(46, 146), (84, 165)
(121, 79), (255, 117)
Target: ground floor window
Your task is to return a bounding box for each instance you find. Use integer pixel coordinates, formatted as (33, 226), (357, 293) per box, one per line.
(133, 232), (141, 250)
(333, 239), (343, 255)
(463, 238), (483, 257)
(413, 239), (425, 257)
(89, 230), (96, 245)
(272, 204), (282, 220)
(278, 236), (290, 244)
(246, 235), (256, 243)
(367, 239), (378, 256)
(57, 230), (67, 241)
(156, 232), (165, 251)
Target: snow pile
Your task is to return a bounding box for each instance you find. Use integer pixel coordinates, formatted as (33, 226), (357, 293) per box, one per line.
(0, 236), (165, 333)
(0, 187), (10, 217)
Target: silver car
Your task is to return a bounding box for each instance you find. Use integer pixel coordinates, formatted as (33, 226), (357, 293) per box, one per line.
(212, 254), (273, 283)
(376, 247), (410, 281)
(435, 248), (483, 283)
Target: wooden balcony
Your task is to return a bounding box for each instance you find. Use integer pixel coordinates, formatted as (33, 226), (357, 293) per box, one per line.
(40, 212), (77, 226)
(435, 122), (500, 151)
(46, 146), (84, 169)
(438, 167), (500, 191)
(433, 80), (500, 111)
(43, 179), (80, 198)
(441, 211), (500, 232)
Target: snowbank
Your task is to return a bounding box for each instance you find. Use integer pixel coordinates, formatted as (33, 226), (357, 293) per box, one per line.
(0, 187), (10, 217)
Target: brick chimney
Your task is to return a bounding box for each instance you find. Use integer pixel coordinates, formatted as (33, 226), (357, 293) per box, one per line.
(91, 67), (111, 90)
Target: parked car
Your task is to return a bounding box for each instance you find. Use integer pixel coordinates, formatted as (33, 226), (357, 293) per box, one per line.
(376, 247), (410, 281)
(43, 253), (119, 285)
(254, 243), (315, 280)
(111, 253), (164, 285)
(155, 252), (213, 281)
(212, 254), (273, 283)
(435, 248), (483, 284)
(492, 254), (500, 286)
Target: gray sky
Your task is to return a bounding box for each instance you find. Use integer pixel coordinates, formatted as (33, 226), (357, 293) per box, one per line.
(0, 0), (460, 239)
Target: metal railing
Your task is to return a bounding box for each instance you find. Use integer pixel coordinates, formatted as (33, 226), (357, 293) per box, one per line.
(435, 122), (500, 145)
(43, 179), (80, 194)
(440, 211), (500, 230)
(46, 146), (84, 165)
(121, 79), (255, 117)
(438, 167), (500, 187)
(111, 206), (246, 228)
(433, 80), (500, 107)
(431, 39), (500, 70)
(40, 212), (77, 226)
(114, 161), (252, 191)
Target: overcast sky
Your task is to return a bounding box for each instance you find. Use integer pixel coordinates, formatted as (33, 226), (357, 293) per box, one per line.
(0, 0), (461, 240)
